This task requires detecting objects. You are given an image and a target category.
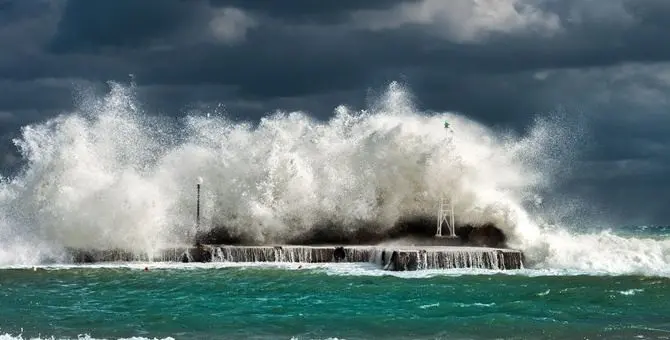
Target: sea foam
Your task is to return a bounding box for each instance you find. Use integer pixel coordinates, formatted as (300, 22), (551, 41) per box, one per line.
(0, 81), (668, 276)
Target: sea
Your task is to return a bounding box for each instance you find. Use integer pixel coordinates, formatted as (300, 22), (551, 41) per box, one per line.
(1, 246), (670, 340)
(1, 83), (670, 339)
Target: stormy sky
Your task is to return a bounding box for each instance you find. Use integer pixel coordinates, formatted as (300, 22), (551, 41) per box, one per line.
(1, 0), (669, 225)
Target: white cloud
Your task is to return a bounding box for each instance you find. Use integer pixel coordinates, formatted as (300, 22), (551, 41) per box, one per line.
(351, 0), (561, 42)
(209, 7), (257, 44)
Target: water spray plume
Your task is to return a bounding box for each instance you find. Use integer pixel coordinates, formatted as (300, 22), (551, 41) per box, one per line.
(0, 81), (668, 276)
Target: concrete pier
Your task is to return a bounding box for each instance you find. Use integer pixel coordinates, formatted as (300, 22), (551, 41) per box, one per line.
(66, 244), (524, 271)
(377, 246), (523, 271)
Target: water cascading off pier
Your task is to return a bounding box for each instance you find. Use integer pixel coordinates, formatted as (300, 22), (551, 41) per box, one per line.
(66, 245), (524, 271)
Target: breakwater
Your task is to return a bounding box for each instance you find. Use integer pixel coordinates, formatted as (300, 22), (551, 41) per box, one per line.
(66, 245), (524, 271)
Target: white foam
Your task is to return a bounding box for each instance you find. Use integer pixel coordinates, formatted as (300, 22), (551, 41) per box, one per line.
(0, 81), (668, 277)
(525, 229), (670, 277)
(617, 289), (644, 296)
(0, 261), (632, 279)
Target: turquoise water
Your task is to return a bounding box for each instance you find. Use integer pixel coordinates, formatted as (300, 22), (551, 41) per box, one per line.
(1, 263), (670, 340)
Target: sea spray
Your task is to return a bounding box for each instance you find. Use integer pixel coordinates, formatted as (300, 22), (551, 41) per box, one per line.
(1, 81), (669, 276)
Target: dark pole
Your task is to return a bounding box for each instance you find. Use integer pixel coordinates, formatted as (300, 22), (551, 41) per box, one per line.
(196, 183), (201, 232)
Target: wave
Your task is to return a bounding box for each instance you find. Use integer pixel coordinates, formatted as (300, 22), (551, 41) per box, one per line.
(0, 81), (668, 276)
(0, 335), (174, 340)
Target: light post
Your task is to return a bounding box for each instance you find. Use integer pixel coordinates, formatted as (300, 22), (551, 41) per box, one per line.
(195, 177), (203, 244)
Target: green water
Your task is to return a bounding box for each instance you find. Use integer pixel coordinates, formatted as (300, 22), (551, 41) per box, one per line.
(1, 264), (669, 340)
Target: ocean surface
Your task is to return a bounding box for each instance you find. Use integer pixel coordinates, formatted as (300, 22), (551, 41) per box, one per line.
(1, 252), (670, 340)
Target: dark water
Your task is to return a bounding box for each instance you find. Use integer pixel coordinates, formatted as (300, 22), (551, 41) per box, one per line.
(617, 225), (670, 239)
(1, 264), (669, 340)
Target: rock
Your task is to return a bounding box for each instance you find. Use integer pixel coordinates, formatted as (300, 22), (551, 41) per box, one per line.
(333, 246), (346, 261)
(456, 223), (507, 248)
(192, 215), (509, 249)
(188, 244), (212, 263)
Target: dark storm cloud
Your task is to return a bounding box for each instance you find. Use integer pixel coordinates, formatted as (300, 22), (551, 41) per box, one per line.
(209, 0), (400, 23)
(49, 0), (202, 52)
(1, 0), (670, 223)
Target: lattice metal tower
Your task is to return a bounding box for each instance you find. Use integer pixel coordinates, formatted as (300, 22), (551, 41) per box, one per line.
(435, 120), (457, 238)
(435, 196), (456, 237)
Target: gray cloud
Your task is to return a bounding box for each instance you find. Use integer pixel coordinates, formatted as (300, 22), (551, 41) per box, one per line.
(1, 0), (670, 224)
(350, 0), (561, 42)
(208, 7), (257, 44)
(0, 110), (13, 122)
(208, 0), (399, 23)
